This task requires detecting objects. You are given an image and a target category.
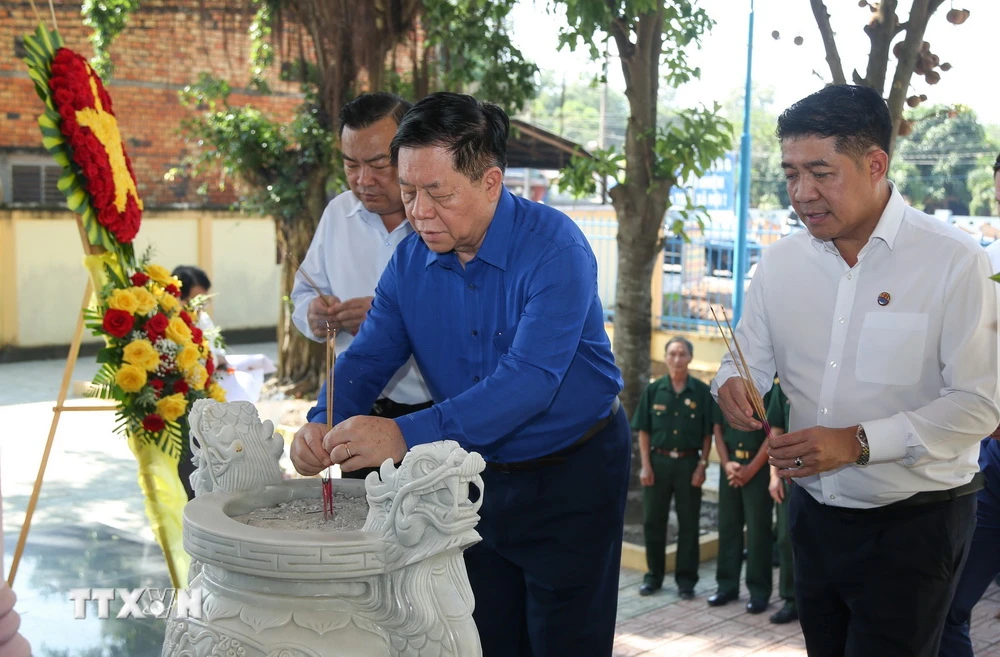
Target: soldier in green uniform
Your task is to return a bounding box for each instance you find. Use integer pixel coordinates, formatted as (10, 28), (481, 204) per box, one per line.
(708, 389), (774, 613)
(633, 336), (714, 598)
(766, 380), (798, 624)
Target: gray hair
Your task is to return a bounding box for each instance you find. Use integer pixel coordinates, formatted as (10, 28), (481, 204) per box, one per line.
(665, 336), (694, 358)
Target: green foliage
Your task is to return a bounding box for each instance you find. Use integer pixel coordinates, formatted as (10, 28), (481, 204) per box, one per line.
(526, 70), (630, 149)
(894, 105), (994, 215)
(557, 0), (712, 87)
(170, 74), (336, 224)
(968, 155), (999, 217)
(82, 0), (140, 78)
(723, 85), (785, 208)
(420, 0), (538, 114)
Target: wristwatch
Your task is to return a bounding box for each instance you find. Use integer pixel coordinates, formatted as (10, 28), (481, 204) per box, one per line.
(855, 424), (870, 466)
(698, 458), (709, 467)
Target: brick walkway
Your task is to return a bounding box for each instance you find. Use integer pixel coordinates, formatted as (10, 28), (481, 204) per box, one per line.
(615, 563), (1000, 656)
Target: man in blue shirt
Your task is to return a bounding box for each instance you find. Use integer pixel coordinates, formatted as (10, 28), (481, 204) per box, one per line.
(290, 92), (631, 656)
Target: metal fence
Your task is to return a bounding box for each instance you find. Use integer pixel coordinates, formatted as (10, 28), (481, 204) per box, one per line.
(564, 206), (788, 332)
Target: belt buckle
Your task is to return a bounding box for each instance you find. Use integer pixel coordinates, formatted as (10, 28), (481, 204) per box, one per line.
(668, 449), (680, 459)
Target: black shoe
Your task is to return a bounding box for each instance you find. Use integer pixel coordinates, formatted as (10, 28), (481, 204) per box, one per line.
(707, 591), (737, 606)
(638, 583), (661, 596)
(769, 602), (798, 624)
(678, 589), (695, 600)
(746, 598), (769, 614)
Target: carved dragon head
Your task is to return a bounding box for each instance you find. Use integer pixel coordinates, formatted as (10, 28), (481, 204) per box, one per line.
(188, 400), (285, 497)
(362, 441), (485, 566)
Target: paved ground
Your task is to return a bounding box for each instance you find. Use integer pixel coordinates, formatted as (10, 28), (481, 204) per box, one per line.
(4, 345), (1000, 656)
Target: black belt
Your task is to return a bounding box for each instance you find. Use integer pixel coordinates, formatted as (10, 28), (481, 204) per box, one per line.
(830, 472), (985, 513)
(486, 398), (621, 473)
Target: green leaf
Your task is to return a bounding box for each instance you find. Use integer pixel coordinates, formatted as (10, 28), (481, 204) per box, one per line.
(96, 346), (119, 364)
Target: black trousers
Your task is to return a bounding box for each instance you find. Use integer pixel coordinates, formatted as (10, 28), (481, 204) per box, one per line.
(789, 483), (976, 657)
(340, 398), (434, 480)
(466, 407), (631, 657)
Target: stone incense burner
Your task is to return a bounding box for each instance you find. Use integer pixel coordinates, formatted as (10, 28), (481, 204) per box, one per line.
(161, 400), (485, 657)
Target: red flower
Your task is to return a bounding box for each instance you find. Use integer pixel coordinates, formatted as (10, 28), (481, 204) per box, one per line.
(165, 284), (180, 298)
(142, 414), (165, 433)
(179, 311), (194, 327)
(102, 309), (134, 338)
(172, 379), (189, 395)
(205, 358), (215, 377)
(48, 48), (142, 245)
(149, 379), (164, 392)
(191, 327), (204, 344)
(130, 272), (150, 287)
(144, 313), (169, 341)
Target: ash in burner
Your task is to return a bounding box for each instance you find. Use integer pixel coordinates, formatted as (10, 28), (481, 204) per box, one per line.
(232, 495), (369, 532)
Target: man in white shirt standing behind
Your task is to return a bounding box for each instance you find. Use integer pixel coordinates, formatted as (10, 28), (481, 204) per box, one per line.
(939, 152), (1000, 657)
(713, 85), (1000, 657)
(291, 92), (432, 479)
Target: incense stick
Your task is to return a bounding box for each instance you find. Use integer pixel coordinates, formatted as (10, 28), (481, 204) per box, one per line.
(711, 307), (772, 437)
(285, 250), (333, 304)
(322, 325), (335, 520)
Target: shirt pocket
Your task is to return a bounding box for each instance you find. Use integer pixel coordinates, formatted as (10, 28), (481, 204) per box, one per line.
(855, 311), (929, 386)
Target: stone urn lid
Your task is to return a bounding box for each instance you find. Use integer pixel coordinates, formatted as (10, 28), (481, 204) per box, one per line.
(183, 478), (388, 580)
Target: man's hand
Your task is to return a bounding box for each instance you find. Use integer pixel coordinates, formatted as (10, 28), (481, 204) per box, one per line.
(639, 463), (655, 487)
(333, 296), (374, 336)
(768, 469), (785, 503)
(307, 295), (342, 339)
(691, 462), (707, 488)
(768, 425), (861, 478)
(717, 377), (763, 431)
(724, 460), (743, 487)
(323, 415), (408, 472)
(290, 422), (334, 476)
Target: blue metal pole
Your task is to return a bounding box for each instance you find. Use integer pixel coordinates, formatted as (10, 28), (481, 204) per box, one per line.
(732, 0), (754, 325)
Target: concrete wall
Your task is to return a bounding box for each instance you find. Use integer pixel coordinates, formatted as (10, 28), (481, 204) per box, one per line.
(0, 209), (280, 349)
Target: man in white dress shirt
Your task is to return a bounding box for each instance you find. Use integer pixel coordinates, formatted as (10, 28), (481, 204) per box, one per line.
(713, 85), (1000, 656)
(939, 153), (1000, 657)
(291, 92), (431, 478)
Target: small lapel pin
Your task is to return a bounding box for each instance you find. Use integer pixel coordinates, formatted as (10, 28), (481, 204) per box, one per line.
(877, 292), (891, 307)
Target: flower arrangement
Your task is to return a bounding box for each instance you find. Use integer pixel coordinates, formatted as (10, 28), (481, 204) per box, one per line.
(84, 257), (227, 458)
(22, 25), (141, 261)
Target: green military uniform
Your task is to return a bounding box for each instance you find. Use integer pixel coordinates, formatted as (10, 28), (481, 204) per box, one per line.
(713, 398), (774, 603)
(766, 382), (795, 609)
(632, 375), (714, 592)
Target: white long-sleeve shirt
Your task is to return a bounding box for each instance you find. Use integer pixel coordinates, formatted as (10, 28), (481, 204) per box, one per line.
(712, 183), (1000, 508)
(291, 190), (431, 405)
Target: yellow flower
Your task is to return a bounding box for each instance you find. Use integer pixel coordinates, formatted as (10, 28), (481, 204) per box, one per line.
(129, 286), (157, 315)
(115, 364), (147, 393)
(145, 264), (178, 287)
(207, 383), (227, 403)
(159, 292), (180, 314)
(186, 364), (208, 391)
(175, 344), (200, 372)
(123, 339), (160, 372)
(165, 317), (192, 344)
(107, 289), (139, 315)
(156, 393), (188, 422)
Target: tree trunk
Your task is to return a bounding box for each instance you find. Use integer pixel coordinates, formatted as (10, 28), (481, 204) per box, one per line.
(611, 203), (660, 417)
(273, 168), (330, 395)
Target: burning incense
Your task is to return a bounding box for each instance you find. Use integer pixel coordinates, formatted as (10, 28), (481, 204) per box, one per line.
(321, 325), (336, 520)
(285, 250), (337, 519)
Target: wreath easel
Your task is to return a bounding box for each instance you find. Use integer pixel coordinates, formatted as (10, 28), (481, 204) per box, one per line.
(9, 7), (189, 589)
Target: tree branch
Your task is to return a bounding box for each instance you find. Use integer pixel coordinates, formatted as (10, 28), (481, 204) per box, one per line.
(884, 0), (944, 159)
(862, 0), (897, 93)
(809, 0), (846, 85)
